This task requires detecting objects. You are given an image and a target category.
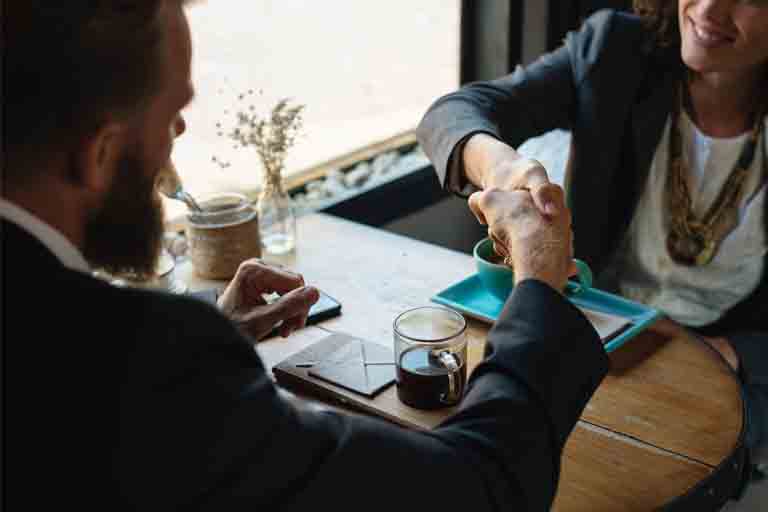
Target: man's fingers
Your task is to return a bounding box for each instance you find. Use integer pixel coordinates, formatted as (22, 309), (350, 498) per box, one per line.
(471, 188), (525, 226)
(280, 315), (305, 338)
(516, 159), (550, 190)
(277, 287), (318, 337)
(237, 259), (305, 296)
(489, 230), (510, 259)
(568, 259), (578, 277)
(276, 286), (319, 337)
(532, 183), (566, 217)
(468, 191), (488, 225)
(262, 286), (319, 328)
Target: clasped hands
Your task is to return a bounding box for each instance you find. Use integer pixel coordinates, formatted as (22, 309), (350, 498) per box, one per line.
(468, 156), (576, 293)
(217, 259), (319, 341)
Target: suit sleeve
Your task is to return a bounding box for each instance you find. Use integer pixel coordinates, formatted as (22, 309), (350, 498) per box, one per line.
(118, 281), (607, 510)
(416, 9), (618, 195)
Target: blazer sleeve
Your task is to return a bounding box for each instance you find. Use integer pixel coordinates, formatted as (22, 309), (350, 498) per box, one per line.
(117, 281), (607, 510)
(416, 9), (620, 195)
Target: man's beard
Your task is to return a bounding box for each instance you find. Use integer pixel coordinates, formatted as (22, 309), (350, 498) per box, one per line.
(83, 151), (165, 278)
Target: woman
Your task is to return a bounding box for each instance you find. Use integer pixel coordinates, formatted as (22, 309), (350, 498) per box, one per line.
(417, 0), (767, 481)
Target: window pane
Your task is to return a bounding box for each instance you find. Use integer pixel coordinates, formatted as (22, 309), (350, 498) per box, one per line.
(168, 0), (460, 219)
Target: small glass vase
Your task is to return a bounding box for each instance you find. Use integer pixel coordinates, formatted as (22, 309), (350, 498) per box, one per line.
(257, 178), (296, 255)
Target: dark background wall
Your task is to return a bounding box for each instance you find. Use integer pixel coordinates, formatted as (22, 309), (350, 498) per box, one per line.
(323, 1), (633, 255)
(323, 167), (487, 255)
(547, 0), (632, 51)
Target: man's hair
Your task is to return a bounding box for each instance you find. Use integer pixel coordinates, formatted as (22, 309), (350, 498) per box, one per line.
(633, 0), (680, 48)
(3, 1), (182, 181)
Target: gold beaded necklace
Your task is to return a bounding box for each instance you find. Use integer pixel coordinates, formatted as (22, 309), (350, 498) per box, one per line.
(665, 81), (766, 266)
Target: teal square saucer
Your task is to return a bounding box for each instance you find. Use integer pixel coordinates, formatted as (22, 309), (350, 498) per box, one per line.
(431, 274), (661, 353)
(432, 274), (504, 323)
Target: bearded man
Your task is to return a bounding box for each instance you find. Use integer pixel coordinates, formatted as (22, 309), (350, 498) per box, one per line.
(3, 2), (608, 509)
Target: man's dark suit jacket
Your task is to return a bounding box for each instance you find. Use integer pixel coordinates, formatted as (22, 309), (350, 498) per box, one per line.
(416, 9), (767, 350)
(3, 218), (607, 510)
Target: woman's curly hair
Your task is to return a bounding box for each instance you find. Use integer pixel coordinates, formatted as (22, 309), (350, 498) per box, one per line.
(634, 0), (680, 47)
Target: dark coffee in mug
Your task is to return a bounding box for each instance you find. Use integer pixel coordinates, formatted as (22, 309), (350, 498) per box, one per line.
(396, 346), (466, 409)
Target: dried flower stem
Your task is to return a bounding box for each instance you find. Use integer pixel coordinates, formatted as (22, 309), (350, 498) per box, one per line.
(215, 91), (305, 189)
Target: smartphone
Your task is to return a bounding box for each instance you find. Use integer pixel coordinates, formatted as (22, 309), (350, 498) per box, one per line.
(306, 290), (342, 325)
(266, 289), (341, 338)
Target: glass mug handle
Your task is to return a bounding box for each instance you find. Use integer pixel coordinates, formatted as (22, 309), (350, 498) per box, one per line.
(437, 350), (462, 405)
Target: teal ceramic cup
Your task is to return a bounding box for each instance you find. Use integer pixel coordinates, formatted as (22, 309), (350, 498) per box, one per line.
(473, 237), (593, 301)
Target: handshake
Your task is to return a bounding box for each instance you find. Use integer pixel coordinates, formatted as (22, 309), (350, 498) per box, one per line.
(468, 160), (576, 294)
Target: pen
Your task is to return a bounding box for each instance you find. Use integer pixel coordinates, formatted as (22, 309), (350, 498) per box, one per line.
(295, 361), (394, 368)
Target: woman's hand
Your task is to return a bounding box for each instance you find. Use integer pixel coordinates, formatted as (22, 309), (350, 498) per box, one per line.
(463, 133), (563, 217)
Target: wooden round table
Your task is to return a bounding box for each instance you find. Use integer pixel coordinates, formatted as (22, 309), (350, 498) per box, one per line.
(176, 213), (747, 511)
(543, 328), (746, 511)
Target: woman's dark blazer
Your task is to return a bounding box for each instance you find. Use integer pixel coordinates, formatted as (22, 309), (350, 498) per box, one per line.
(417, 9), (768, 351)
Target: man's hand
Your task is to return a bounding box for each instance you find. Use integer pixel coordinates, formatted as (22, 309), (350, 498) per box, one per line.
(463, 134), (562, 216)
(469, 186), (575, 292)
(217, 259), (319, 341)
(650, 318), (740, 371)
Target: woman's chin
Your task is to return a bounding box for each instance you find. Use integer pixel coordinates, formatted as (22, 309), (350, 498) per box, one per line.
(681, 48), (729, 75)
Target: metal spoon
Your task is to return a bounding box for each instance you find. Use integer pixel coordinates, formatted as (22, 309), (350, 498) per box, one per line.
(156, 161), (203, 212)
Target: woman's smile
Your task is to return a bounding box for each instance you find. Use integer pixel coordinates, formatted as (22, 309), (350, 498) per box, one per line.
(688, 15), (736, 48)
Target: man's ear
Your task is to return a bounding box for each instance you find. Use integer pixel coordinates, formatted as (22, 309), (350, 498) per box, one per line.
(74, 123), (125, 193)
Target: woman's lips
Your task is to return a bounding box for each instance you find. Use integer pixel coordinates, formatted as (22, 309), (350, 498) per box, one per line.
(689, 17), (736, 49)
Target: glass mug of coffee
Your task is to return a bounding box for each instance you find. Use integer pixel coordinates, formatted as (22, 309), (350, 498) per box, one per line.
(393, 306), (468, 409)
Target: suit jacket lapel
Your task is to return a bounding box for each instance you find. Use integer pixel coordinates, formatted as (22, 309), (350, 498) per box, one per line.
(629, 52), (680, 201)
(577, 47), (681, 271)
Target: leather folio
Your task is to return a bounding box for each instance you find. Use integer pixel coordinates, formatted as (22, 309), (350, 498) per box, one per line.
(272, 333), (396, 400)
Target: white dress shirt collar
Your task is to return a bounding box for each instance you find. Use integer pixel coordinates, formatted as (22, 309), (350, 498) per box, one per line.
(0, 198), (90, 273)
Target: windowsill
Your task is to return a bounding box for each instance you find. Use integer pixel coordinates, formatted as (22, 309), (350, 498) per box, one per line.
(164, 130), (425, 232)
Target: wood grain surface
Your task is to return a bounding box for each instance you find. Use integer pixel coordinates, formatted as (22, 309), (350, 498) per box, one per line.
(176, 212), (742, 511)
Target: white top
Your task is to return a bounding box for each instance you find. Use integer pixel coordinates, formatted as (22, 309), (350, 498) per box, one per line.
(0, 198), (90, 273)
(604, 113), (767, 327)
